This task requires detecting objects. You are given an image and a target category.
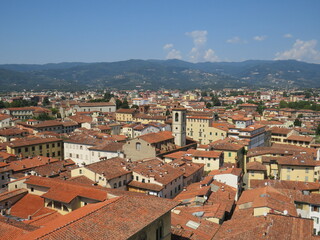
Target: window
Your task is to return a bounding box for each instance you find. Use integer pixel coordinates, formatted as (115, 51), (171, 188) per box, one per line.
(228, 152), (232, 157)
(31, 187), (34, 192)
(113, 183), (117, 188)
(52, 143), (55, 148)
(136, 142), (141, 151)
(32, 146), (35, 151)
(207, 163), (210, 167)
(52, 152), (55, 157)
(63, 205), (69, 212)
(175, 112), (179, 122)
(80, 146), (83, 150)
(69, 153), (72, 157)
(119, 181), (122, 187)
(142, 179), (145, 183)
(79, 169), (82, 174)
(136, 176), (139, 181)
(46, 144), (49, 148)
(312, 217), (319, 224)
(25, 147), (28, 152)
(305, 168), (309, 173)
(39, 145), (42, 150)
(312, 206), (319, 212)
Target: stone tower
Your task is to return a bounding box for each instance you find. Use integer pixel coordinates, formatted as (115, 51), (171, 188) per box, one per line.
(172, 108), (187, 147)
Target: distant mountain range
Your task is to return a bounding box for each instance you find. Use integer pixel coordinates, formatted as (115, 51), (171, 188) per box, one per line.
(0, 59), (319, 91)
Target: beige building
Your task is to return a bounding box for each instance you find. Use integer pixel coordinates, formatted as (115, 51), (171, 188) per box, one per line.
(127, 158), (184, 199)
(123, 131), (176, 161)
(71, 157), (132, 190)
(192, 150), (223, 171)
(8, 175), (107, 215)
(115, 108), (137, 122)
(6, 137), (63, 158)
(186, 116), (230, 144)
(246, 161), (267, 189)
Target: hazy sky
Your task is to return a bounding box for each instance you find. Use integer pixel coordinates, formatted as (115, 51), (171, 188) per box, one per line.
(1, 0), (320, 64)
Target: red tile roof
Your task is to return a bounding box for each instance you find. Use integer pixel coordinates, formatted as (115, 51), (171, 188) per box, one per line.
(10, 194), (56, 219)
(23, 195), (178, 240)
(246, 161), (267, 171)
(84, 157), (131, 180)
(138, 130), (174, 144)
(23, 176), (107, 203)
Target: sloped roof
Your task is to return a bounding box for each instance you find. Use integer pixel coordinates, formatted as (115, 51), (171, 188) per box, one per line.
(22, 195), (178, 240)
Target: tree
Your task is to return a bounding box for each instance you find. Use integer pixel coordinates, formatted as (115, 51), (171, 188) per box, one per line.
(316, 124), (320, 135)
(165, 109), (170, 116)
(279, 100), (288, 108)
(42, 97), (50, 106)
(121, 98), (129, 109)
(257, 102), (266, 115)
(293, 118), (302, 127)
(116, 99), (122, 109)
(34, 113), (55, 121)
(103, 92), (114, 101)
(50, 108), (59, 115)
(201, 91), (208, 97)
(206, 102), (212, 108)
(131, 104), (139, 109)
(212, 95), (221, 106)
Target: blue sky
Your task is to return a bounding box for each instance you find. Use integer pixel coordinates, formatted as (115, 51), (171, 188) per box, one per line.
(1, 0), (320, 64)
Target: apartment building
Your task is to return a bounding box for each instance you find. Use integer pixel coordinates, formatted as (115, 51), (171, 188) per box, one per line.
(6, 137), (63, 158)
(186, 116), (229, 144)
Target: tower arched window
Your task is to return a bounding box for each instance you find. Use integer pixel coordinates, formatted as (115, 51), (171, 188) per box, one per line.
(175, 112), (179, 122)
(136, 142), (141, 151)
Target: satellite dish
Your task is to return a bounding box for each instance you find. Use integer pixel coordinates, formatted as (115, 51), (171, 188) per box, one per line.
(263, 212), (267, 217)
(283, 210), (288, 215)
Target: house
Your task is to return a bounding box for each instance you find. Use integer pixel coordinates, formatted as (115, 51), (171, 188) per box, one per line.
(208, 138), (245, 168)
(186, 116), (230, 144)
(245, 161), (267, 189)
(115, 108), (137, 122)
(234, 186), (297, 217)
(2, 107), (51, 120)
(6, 137), (63, 158)
(214, 213), (315, 239)
(208, 167), (243, 200)
(22, 195), (178, 240)
(128, 158), (184, 199)
(0, 113), (12, 128)
(71, 157), (132, 190)
(73, 101), (116, 113)
(0, 128), (28, 142)
(191, 150), (223, 171)
(123, 131), (176, 161)
(7, 175), (108, 215)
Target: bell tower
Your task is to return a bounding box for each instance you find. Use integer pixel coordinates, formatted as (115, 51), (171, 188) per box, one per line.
(172, 108), (187, 147)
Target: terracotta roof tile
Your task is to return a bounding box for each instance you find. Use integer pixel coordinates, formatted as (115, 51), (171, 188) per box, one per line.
(23, 195), (178, 240)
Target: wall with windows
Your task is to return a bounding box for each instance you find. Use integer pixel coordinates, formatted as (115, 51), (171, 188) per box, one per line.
(186, 117), (227, 145)
(123, 138), (156, 161)
(279, 165), (315, 182)
(7, 140), (63, 158)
